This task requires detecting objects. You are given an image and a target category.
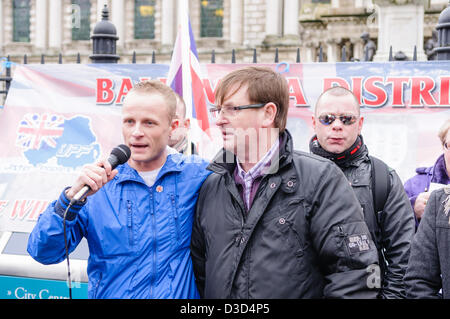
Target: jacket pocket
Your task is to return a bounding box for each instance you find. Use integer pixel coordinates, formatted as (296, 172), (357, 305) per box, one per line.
(333, 222), (377, 270)
(276, 218), (305, 258)
(97, 197), (137, 256)
(262, 201), (307, 277)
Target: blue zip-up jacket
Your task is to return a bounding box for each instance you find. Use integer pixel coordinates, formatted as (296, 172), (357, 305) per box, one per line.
(27, 153), (211, 299)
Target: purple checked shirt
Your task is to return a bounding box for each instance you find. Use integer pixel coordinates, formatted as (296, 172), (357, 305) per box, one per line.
(234, 137), (280, 211)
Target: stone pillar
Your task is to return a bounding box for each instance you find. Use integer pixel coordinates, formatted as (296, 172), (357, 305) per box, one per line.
(283, 0), (299, 36)
(305, 42), (315, 62)
(331, 0), (340, 9)
(0, 0), (3, 55)
(161, 0), (175, 47)
(263, 0), (281, 44)
(48, 0), (62, 49)
(111, 0), (124, 47)
(373, 0), (427, 61)
(35, 0), (48, 49)
(352, 37), (364, 61)
(230, 0), (243, 45)
(326, 39), (338, 62)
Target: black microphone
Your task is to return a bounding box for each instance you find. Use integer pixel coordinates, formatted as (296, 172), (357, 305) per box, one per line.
(70, 144), (131, 204)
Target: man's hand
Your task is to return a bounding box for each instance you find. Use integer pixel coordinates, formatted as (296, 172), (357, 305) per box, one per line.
(65, 158), (118, 201)
(413, 191), (431, 221)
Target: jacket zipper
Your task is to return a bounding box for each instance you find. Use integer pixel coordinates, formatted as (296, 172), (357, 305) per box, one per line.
(338, 225), (347, 237)
(126, 200), (133, 246)
(171, 194), (180, 242)
(150, 188), (156, 299)
(93, 272), (102, 299)
(235, 212), (245, 247)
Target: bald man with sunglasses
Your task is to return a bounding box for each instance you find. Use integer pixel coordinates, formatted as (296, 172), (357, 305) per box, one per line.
(310, 86), (415, 299)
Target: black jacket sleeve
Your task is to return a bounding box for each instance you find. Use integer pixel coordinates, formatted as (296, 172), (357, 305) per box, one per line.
(405, 190), (443, 298)
(308, 163), (380, 298)
(190, 184), (208, 298)
(378, 170), (415, 299)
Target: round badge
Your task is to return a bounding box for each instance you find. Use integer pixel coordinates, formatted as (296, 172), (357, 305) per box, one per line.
(156, 185), (163, 193)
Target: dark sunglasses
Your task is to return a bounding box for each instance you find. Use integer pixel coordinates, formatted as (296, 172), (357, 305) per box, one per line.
(318, 114), (358, 126)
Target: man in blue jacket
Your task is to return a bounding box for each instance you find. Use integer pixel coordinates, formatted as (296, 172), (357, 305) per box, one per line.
(27, 80), (211, 299)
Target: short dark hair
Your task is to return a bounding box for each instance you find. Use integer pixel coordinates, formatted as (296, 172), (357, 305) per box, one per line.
(214, 66), (290, 132)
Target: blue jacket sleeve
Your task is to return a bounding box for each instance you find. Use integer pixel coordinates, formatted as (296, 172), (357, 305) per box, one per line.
(27, 188), (88, 265)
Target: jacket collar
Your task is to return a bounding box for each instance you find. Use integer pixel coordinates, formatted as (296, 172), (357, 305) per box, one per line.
(309, 134), (368, 168)
(208, 129), (294, 176)
(415, 154), (448, 179)
(115, 153), (185, 184)
(432, 154), (450, 184)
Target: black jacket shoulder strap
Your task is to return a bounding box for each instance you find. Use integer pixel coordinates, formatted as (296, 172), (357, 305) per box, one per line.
(369, 156), (391, 219)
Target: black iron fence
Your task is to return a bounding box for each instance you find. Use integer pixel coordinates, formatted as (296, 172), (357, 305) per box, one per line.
(0, 42), (425, 105)
(1, 2), (450, 105)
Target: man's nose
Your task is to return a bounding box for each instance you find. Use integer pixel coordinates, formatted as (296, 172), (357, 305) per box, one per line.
(132, 123), (144, 136)
(331, 119), (344, 129)
(215, 112), (228, 126)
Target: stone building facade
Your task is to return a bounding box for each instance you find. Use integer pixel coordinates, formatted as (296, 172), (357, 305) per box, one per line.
(0, 0), (448, 65)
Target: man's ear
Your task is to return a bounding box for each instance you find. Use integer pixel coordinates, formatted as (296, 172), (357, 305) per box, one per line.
(170, 118), (180, 133)
(357, 116), (364, 135)
(184, 118), (191, 129)
(262, 102), (277, 127)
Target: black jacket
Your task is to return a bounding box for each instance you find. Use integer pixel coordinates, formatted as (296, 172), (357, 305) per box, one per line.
(334, 144), (415, 299)
(191, 131), (380, 298)
(405, 188), (450, 298)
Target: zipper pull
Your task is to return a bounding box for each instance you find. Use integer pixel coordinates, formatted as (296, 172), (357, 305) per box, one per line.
(171, 194), (178, 219)
(149, 191), (154, 215)
(235, 235), (241, 247)
(235, 232), (245, 247)
(127, 200), (132, 228)
(127, 200), (133, 246)
(338, 225), (347, 237)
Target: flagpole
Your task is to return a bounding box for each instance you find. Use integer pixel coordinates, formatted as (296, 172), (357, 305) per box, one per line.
(178, 1), (193, 120)
(169, 1), (209, 157)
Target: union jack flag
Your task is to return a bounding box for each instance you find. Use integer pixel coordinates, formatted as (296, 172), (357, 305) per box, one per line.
(166, 11), (210, 134)
(16, 113), (64, 150)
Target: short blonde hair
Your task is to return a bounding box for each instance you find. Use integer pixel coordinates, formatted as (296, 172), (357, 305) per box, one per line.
(315, 86), (360, 116)
(438, 119), (450, 146)
(129, 80), (177, 122)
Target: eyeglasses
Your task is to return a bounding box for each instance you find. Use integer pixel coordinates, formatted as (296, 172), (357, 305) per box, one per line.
(209, 103), (266, 119)
(318, 114), (358, 126)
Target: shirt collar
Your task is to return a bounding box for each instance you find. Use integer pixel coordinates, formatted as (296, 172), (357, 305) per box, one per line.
(236, 137), (280, 180)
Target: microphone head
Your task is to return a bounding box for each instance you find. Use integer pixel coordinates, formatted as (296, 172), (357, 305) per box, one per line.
(110, 144), (131, 165)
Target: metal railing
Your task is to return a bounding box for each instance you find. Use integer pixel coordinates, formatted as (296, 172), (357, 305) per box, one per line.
(0, 42), (425, 107)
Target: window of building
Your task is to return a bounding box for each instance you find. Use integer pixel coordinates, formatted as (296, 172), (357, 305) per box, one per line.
(134, 0), (155, 39)
(13, 0), (30, 42)
(72, 0), (91, 41)
(200, 0), (223, 38)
